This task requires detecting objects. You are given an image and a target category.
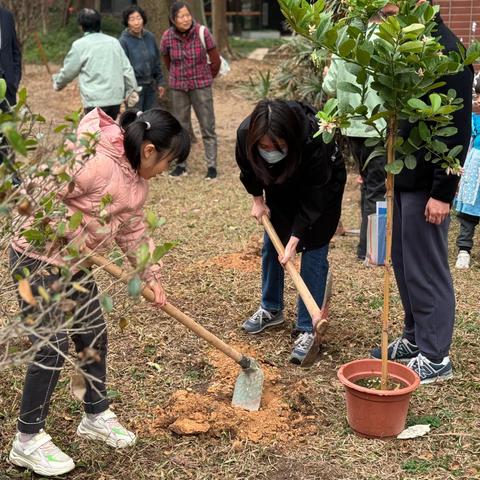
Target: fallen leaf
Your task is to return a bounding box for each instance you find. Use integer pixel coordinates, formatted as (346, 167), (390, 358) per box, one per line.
(18, 279), (37, 306)
(119, 317), (128, 332)
(70, 373), (86, 401)
(397, 424), (431, 439)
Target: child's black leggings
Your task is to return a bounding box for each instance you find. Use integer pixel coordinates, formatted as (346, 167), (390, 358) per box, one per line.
(10, 248), (109, 434)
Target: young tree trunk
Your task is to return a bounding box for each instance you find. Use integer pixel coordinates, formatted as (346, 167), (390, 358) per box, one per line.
(211, 0), (231, 57)
(190, 0), (207, 27)
(138, 0), (170, 40)
(381, 116), (396, 389)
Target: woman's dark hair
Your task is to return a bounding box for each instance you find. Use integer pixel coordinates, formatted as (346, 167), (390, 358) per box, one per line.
(77, 8), (101, 33)
(119, 108), (190, 172)
(122, 5), (147, 27)
(246, 100), (304, 186)
(169, 2), (192, 26)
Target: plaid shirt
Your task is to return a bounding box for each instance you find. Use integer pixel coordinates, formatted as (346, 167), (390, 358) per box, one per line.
(160, 23), (215, 91)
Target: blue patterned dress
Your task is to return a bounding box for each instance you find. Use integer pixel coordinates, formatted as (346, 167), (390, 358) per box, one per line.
(455, 113), (480, 217)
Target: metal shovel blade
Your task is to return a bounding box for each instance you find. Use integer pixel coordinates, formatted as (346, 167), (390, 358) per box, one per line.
(300, 272), (333, 368)
(231, 358), (264, 411)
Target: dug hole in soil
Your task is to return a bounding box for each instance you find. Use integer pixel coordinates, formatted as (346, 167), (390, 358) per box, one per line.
(136, 345), (320, 444)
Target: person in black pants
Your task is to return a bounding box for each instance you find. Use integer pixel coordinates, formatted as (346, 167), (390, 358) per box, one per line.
(0, 5), (22, 168)
(371, 5), (474, 384)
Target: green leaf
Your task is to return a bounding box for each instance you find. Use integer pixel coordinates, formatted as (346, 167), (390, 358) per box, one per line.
(21, 229), (44, 242)
(356, 47), (371, 66)
(337, 81), (362, 95)
(338, 38), (355, 57)
(0, 79), (6, 101)
(398, 40), (424, 53)
(404, 154), (417, 170)
(146, 211), (159, 229)
(322, 131), (335, 144)
(418, 122), (431, 142)
(101, 295), (113, 313)
(431, 140), (448, 153)
(448, 145), (463, 159)
(152, 242), (177, 263)
(385, 160), (404, 175)
(402, 23), (425, 36)
(136, 243), (150, 269)
(128, 276), (142, 297)
(429, 93), (441, 112)
(68, 211), (83, 231)
(4, 129), (27, 155)
(364, 137), (381, 148)
(436, 127), (457, 137)
(408, 98), (428, 110)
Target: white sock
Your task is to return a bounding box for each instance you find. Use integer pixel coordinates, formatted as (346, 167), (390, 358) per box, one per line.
(18, 432), (36, 443)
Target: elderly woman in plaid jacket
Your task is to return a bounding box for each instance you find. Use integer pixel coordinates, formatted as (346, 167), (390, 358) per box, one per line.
(161, 1), (221, 180)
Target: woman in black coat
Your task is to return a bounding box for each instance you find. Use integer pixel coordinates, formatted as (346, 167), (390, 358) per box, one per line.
(236, 99), (346, 363)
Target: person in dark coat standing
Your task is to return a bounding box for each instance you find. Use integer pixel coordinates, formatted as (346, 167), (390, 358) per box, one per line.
(0, 5), (21, 108)
(119, 5), (165, 111)
(0, 5), (22, 169)
(236, 99), (346, 364)
(371, 3), (474, 384)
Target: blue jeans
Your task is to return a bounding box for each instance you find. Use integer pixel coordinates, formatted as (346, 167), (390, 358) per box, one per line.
(261, 233), (329, 333)
(138, 82), (158, 111)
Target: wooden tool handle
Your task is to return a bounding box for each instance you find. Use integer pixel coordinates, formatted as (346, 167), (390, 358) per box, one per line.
(261, 215), (322, 320)
(87, 251), (244, 364)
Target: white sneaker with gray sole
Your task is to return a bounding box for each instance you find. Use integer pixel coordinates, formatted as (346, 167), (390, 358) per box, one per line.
(77, 409), (136, 448)
(9, 430), (75, 477)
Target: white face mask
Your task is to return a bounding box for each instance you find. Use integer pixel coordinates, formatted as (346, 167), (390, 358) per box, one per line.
(258, 147), (288, 164)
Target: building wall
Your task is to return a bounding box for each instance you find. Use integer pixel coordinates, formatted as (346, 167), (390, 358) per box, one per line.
(436, 0), (479, 47)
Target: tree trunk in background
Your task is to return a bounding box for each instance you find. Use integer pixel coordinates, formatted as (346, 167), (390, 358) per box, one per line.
(211, 0), (231, 57)
(190, 0), (207, 26)
(137, 0), (171, 111)
(138, 0), (170, 39)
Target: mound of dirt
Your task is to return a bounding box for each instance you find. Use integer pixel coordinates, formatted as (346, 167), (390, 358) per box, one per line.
(143, 346), (318, 444)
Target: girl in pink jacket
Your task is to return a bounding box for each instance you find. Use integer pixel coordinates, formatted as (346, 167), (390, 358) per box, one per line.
(9, 107), (189, 477)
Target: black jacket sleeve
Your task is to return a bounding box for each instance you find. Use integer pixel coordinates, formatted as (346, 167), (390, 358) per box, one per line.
(152, 35), (164, 85)
(292, 141), (345, 239)
(430, 65), (473, 203)
(235, 121), (264, 197)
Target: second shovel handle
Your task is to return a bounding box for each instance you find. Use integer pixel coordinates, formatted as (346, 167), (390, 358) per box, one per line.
(87, 251), (244, 364)
(262, 215), (322, 320)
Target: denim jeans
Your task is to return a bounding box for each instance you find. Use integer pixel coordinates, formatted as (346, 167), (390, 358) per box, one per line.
(138, 82), (159, 111)
(261, 233), (329, 333)
(10, 249), (109, 434)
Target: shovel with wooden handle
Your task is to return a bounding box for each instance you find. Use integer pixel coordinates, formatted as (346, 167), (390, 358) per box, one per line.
(261, 215), (332, 368)
(86, 250), (264, 411)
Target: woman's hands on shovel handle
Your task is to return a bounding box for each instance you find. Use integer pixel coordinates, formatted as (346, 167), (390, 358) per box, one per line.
(147, 279), (167, 307)
(279, 236), (299, 265)
(251, 196), (270, 224)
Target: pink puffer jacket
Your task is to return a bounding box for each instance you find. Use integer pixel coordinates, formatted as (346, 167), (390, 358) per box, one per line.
(13, 108), (162, 282)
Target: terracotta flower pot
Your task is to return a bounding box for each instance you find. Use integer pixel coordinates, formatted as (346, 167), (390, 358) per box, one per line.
(337, 359), (420, 438)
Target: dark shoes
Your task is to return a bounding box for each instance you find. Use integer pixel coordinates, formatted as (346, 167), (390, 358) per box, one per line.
(170, 166), (187, 177)
(205, 167), (217, 180)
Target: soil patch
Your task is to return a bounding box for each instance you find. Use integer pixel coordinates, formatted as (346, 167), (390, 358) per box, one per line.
(140, 345), (318, 443)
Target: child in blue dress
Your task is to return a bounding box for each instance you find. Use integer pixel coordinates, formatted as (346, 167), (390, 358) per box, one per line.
(454, 74), (480, 269)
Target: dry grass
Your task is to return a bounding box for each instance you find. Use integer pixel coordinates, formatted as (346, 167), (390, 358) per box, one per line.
(0, 61), (479, 480)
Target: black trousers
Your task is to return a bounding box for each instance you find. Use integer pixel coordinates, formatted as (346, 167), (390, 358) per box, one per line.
(10, 249), (109, 434)
(348, 137), (387, 259)
(456, 211), (479, 252)
(392, 191), (455, 362)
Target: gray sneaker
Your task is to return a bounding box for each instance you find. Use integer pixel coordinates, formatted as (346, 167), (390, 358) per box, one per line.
(407, 354), (453, 385)
(290, 332), (315, 364)
(242, 308), (284, 334)
(371, 337), (419, 363)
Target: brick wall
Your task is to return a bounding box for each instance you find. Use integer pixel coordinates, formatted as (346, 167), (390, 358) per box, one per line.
(436, 0), (479, 47)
